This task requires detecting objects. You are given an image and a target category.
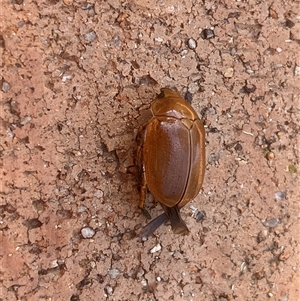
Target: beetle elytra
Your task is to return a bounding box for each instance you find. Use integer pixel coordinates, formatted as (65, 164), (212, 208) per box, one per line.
(137, 88), (206, 237)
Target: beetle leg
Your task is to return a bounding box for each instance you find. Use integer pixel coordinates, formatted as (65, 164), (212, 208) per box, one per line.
(139, 170), (151, 219)
(161, 204), (190, 235)
(139, 212), (168, 238)
(135, 124), (146, 182)
(136, 132), (147, 210)
(138, 170), (146, 209)
(135, 124), (151, 219)
(139, 205), (189, 237)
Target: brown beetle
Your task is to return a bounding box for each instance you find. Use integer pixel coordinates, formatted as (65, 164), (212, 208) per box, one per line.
(137, 88), (205, 237)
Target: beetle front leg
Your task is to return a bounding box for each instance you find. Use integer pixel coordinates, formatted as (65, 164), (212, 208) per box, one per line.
(136, 135), (147, 210)
(139, 171), (151, 219)
(138, 170), (146, 209)
(136, 125), (151, 219)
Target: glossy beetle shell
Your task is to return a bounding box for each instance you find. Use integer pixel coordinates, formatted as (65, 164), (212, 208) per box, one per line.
(139, 88), (205, 235)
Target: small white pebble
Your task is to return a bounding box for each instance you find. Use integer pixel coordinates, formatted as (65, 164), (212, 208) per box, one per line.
(108, 268), (120, 279)
(181, 49), (188, 56)
(188, 82), (199, 93)
(105, 285), (113, 295)
(2, 81), (11, 92)
(90, 261), (96, 268)
(62, 74), (73, 82)
(81, 226), (95, 238)
(262, 218), (280, 228)
(294, 65), (300, 76)
(94, 190), (104, 198)
(150, 243), (162, 253)
(50, 260), (59, 268)
(7, 129), (14, 138)
(188, 38), (197, 49)
(274, 191), (286, 201)
(154, 37), (163, 42)
(20, 116), (32, 125)
(224, 68), (234, 78)
(84, 30), (97, 42)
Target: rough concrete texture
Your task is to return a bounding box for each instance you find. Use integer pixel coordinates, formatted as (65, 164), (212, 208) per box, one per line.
(1, 0), (299, 300)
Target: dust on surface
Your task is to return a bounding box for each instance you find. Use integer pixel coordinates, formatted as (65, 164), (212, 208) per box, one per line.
(1, 0), (299, 300)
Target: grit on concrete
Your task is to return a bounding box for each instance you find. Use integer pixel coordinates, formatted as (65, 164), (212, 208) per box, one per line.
(1, 1), (299, 300)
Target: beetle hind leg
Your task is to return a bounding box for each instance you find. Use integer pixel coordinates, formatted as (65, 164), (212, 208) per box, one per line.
(139, 212), (168, 238)
(161, 204), (189, 235)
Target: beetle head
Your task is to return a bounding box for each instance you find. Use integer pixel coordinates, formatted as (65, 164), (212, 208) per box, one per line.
(151, 88), (199, 121)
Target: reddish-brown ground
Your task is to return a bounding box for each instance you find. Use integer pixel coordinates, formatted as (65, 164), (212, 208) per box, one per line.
(1, 1), (299, 300)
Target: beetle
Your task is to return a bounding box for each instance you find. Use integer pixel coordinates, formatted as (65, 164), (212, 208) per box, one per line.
(137, 88), (206, 237)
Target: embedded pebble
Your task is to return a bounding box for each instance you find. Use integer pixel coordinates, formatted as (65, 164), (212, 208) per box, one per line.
(262, 218), (280, 228)
(23, 218), (42, 229)
(105, 285), (113, 295)
(2, 81), (11, 92)
(7, 129), (14, 138)
(187, 38), (197, 49)
(134, 267), (145, 278)
(50, 260), (59, 268)
(63, 0), (73, 5)
(180, 49), (188, 56)
(294, 65), (300, 76)
(62, 74), (73, 82)
(154, 37), (163, 42)
(243, 83), (256, 94)
(84, 30), (97, 42)
(230, 47), (236, 55)
(234, 143), (243, 151)
(206, 107), (216, 115)
(201, 28), (215, 39)
(266, 151), (275, 160)
(108, 268), (120, 279)
(196, 211), (206, 222)
(224, 68), (234, 78)
(81, 226), (95, 238)
(81, 3), (94, 10)
(286, 19), (295, 28)
(255, 135), (267, 146)
(150, 243), (162, 253)
(185, 90), (192, 103)
(274, 191), (286, 200)
(188, 82), (199, 93)
(94, 190), (104, 198)
(18, 20), (25, 27)
(77, 205), (88, 212)
(112, 35), (121, 48)
(20, 116), (32, 125)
